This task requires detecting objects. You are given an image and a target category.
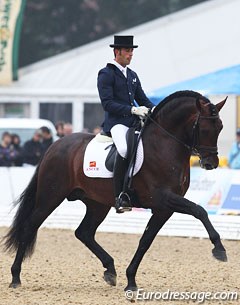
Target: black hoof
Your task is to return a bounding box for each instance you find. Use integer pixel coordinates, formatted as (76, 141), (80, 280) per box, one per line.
(124, 285), (138, 292)
(9, 281), (21, 289)
(212, 248), (228, 262)
(104, 271), (117, 286)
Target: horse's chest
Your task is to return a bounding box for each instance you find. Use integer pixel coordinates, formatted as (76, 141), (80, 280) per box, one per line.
(179, 168), (190, 195)
(170, 166), (190, 195)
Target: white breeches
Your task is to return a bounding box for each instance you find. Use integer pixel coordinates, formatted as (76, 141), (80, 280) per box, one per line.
(110, 124), (129, 158)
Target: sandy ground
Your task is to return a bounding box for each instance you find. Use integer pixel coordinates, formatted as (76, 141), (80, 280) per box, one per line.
(0, 227), (239, 305)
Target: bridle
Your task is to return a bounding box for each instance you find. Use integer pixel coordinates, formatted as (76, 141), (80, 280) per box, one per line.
(191, 112), (219, 156)
(146, 103), (220, 157)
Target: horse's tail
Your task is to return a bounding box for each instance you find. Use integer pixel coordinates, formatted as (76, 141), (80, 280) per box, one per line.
(3, 163), (40, 258)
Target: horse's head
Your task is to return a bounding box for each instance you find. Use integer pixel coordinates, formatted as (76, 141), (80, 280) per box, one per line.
(193, 97), (227, 170)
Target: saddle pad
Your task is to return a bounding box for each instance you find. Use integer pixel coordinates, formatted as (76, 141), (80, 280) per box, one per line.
(83, 136), (144, 178)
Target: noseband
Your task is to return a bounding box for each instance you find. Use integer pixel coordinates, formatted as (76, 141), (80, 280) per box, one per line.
(147, 103), (219, 157)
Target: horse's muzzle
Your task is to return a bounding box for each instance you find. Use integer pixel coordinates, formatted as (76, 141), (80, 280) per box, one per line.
(199, 155), (219, 170)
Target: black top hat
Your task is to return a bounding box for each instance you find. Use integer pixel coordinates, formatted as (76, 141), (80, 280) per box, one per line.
(109, 35), (138, 48)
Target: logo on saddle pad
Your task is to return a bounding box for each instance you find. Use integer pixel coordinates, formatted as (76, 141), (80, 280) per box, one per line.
(89, 161), (96, 167)
(86, 161), (99, 171)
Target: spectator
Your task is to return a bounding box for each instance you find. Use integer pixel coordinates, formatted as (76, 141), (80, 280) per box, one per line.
(22, 130), (43, 166)
(11, 134), (23, 166)
(63, 123), (73, 136)
(228, 128), (240, 169)
(92, 126), (102, 135)
(40, 126), (53, 154)
(55, 121), (65, 138)
(0, 132), (18, 167)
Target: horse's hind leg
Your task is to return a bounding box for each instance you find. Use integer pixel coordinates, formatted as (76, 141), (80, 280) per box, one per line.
(156, 190), (227, 262)
(75, 200), (116, 286)
(8, 180), (67, 288)
(9, 201), (64, 288)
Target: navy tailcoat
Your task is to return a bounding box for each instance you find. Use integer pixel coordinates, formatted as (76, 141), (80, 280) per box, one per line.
(97, 63), (154, 133)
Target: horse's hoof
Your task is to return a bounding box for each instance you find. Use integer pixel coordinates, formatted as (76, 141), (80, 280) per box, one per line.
(103, 271), (117, 286)
(212, 248), (228, 262)
(124, 285), (138, 292)
(9, 281), (21, 289)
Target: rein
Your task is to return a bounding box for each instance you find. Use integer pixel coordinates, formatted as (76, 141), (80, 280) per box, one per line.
(146, 113), (192, 151)
(146, 109), (219, 156)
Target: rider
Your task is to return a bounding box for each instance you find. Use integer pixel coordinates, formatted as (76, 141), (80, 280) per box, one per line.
(97, 35), (155, 213)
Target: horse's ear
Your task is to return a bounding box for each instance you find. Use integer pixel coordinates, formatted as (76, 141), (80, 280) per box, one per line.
(216, 96), (228, 112)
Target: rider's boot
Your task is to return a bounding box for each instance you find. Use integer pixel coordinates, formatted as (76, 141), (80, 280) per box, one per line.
(113, 154), (132, 213)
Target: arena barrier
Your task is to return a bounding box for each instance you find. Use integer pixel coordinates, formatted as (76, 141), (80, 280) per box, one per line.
(0, 167), (240, 240)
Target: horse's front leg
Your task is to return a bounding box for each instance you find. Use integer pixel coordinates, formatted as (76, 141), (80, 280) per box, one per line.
(155, 189), (227, 262)
(125, 209), (173, 291)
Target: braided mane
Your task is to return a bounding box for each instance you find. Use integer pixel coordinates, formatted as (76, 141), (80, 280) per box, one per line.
(152, 90), (210, 115)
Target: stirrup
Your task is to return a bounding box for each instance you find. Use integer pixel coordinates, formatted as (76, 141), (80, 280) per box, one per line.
(115, 192), (132, 214)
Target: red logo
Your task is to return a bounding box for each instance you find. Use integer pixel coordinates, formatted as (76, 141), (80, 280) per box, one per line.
(89, 161), (96, 168)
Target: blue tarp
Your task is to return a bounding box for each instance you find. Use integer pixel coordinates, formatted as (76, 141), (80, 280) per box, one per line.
(148, 64), (240, 104)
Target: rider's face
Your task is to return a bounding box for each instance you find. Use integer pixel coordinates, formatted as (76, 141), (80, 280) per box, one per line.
(115, 48), (134, 67)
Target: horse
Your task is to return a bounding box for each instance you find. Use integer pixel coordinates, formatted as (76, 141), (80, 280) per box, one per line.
(3, 90), (227, 291)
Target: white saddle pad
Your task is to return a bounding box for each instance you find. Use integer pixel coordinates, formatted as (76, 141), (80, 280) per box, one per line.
(83, 134), (144, 178)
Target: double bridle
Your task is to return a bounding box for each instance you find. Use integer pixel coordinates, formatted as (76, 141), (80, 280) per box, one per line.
(146, 104), (219, 157)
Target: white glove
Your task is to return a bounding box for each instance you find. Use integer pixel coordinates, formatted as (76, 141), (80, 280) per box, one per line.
(131, 106), (149, 117)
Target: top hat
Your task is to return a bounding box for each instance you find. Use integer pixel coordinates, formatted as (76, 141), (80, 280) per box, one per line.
(109, 35), (138, 48)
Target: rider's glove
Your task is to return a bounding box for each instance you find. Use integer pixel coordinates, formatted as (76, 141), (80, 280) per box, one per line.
(131, 106), (149, 117)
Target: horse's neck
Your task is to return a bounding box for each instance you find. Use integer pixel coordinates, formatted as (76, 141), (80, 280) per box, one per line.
(158, 100), (196, 132)
(143, 101), (195, 165)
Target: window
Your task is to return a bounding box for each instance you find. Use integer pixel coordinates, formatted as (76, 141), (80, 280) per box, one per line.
(0, 103), (30, 118)
(40, 103), (72, 124)
(84, 103), (103, 133)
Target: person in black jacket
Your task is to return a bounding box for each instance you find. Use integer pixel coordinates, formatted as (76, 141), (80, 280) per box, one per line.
(22, 130), (43, 166)
(40, 126), (53, 155)
(97, 35), (155, 213)
(0, 132), (18, 167)
(11, 134), (23, 166)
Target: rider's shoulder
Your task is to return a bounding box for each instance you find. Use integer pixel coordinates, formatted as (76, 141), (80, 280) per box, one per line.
(98, 64), (115, 75)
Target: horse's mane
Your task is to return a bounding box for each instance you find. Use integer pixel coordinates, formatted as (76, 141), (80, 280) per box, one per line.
(153, 90), (211, 116)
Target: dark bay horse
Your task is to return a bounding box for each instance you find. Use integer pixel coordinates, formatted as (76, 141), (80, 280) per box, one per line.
(4, 91), (227, 291)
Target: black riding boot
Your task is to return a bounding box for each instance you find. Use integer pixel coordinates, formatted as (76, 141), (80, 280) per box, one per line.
(114, 154), (132, 213)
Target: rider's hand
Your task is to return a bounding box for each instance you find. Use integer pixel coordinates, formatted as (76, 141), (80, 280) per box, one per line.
(131, 106), (149, 117)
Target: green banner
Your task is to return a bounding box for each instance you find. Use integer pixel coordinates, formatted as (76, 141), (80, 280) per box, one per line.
(0, 0), (26, 85)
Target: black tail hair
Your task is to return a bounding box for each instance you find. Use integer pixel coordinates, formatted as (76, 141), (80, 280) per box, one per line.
(3, 164), (40, 259)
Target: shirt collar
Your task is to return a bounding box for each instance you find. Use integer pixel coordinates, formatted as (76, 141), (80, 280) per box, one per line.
(112, 60), (127, 77)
